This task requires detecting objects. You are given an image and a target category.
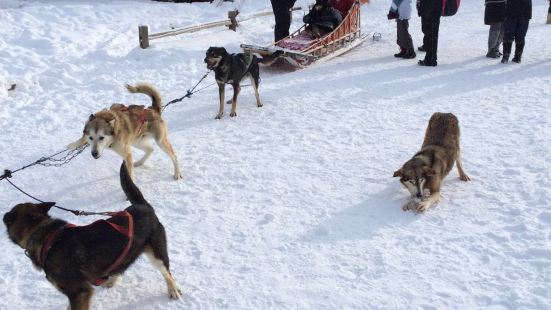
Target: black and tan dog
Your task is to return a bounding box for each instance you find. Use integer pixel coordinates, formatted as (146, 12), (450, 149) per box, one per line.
(3, 163), (181, 310)
(393, 112), (471, 212)
(204, 47), (282, 119)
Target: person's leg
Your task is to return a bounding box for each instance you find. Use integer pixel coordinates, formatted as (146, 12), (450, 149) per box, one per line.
(487, 23), (500, 57)
(401, 19), (416, 58)
(421, 17), (429, 54)
(271, 0), (292, 42)
(496, 22), (504, 55)
(501, 18), (516, 63)
(512, 19), (529, 63)
(395, 19), (406, 57)
(422, 17), (439, 65)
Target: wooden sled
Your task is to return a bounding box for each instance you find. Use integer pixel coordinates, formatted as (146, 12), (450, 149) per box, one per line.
(241, 0), (367, 68)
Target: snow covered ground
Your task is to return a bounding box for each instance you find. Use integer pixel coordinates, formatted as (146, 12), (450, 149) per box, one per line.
(1, 0), (550, 309)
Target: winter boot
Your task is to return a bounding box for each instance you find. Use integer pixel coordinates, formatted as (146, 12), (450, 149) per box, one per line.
(418, 59), (437, 66)
(394, 48), (406, 58)
(512, 42), (525, 63)
(501, 42), (512, 64)
(403, 48), (417, 59)
(486, 49), (499, 58)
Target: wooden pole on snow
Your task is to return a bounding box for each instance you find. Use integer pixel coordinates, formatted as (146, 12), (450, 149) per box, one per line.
(139, 25), (150, 49)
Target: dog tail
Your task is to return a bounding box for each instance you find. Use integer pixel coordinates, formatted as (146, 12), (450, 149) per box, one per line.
(126, 83), (162, 114)
(258, 50), (284, 66)
(119, 162), (148, 205)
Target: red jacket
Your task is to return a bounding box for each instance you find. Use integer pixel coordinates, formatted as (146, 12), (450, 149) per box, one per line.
(330, 0), (356, 17)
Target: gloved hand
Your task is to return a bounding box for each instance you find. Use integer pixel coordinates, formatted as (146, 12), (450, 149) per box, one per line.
(387, 11), (398, 20)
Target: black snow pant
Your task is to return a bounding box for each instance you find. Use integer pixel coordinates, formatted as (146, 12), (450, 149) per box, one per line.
(270, 0), (295, 42)
(503, 18), (529, 45)
(421, 16), (440, 65)
(396, 19), (414, 49)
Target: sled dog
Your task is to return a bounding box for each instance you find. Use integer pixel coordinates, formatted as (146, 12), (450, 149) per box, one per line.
(393, 112), (471, 212)
(3, 162), (182, 310)
(68, 83), (182, 180)
(204, 46), (282, 119)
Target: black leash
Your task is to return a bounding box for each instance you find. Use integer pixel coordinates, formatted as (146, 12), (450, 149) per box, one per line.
(0, 144), (111, 216)
(162, 70), (215, 111)
(4, 177), (113, 217)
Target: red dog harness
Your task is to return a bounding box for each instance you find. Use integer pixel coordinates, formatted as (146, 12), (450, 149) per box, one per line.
(118, 106), (149, 133)
(40, 211), (134, 286)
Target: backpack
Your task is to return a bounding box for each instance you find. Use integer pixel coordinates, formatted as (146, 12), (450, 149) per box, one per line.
(441, 0), (460, 16)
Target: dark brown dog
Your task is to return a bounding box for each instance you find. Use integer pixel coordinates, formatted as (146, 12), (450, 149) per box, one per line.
(3, 163), (181, 310)
(393, 112), (470, 212)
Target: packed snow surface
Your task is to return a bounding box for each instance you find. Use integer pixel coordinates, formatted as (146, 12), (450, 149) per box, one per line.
(1, 0), (550, 309)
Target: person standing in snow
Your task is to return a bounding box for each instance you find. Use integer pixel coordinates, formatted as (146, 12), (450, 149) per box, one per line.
(270, 0), (297, 42)
(484, 0), (506, 58)
(417, 0), (442, 66)
(388, 0), (416, 59)
(501, 0), (532, 63)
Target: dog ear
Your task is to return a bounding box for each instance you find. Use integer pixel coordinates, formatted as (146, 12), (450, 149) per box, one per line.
(89, 114), (95, 121)
(423, 167), (436, 176)
(109, 119), (116, 128)
(3, 211), (15, 226)
(38, 202), (56, 213)
(393, 169), (403, 178)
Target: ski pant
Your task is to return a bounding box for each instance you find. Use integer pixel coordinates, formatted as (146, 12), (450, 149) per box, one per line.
(421, 16), (440, 64)
(488, 22), (504, 52)
(396, 19), (414, 49)
(503, 18), (529, 45)
(270, 0), (295, 42)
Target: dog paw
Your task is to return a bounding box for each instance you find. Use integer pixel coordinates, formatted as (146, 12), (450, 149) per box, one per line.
(100, 275), (120, 289)
(174, 171), (183, 180)
(215, 114), (223, 120)
(257, 103), (263, 108)
(67, 142), (81, 150)
(416, 201), (431, 212)
(134, 161), (144, 167)
(460, 174), (471, 181)
(230, 111), (237, 117)
(168, 286), (182, 300)
(402, 200), (416, 211)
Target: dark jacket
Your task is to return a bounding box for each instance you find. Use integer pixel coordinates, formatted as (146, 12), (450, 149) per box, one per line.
(506, 0), (532, 20)
(303, 7), (343, 31)
(484, 0), (506, 24)
(417, 0), (443, 19)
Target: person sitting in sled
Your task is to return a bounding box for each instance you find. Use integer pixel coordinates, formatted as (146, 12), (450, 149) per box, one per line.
(303, 0), (343, 38)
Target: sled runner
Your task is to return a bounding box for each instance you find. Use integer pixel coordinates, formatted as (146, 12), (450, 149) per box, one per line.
(241, 0), (368, 68)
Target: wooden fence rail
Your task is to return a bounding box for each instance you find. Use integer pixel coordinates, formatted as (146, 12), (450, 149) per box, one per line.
(139, 7), (301, 49)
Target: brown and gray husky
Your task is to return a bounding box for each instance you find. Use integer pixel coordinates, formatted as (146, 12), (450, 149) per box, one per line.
(393, 112), (471, 212)
(68, 83), (182, 180)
